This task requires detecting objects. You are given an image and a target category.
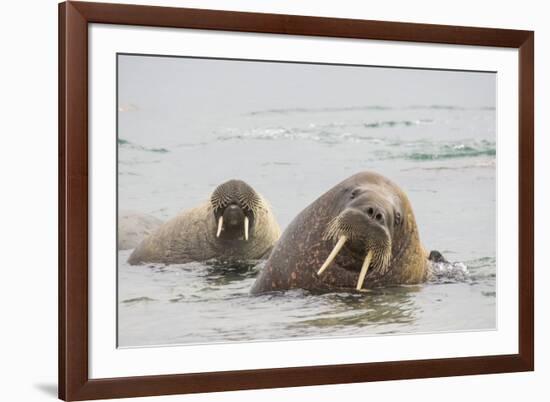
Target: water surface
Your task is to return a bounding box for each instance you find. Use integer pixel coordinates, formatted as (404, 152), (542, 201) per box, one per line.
(117, 56), (496, 347)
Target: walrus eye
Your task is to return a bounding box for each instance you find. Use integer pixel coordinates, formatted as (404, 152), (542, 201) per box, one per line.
(394, 212), (402, 226)
(350, 189), (358, 199)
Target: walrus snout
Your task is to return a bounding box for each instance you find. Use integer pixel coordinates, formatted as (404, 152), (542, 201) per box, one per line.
(215, 204), (253, 241)
(318, 207), (392, 289)
(326, 208), (387, 242)
(224, 204), (245, 226)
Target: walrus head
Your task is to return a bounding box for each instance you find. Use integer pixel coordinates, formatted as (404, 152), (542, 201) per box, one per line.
(210, 180), (263, 241)
(317, 186), (404, 290)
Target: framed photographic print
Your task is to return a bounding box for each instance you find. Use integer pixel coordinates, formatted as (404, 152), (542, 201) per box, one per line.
(59, 1), (534, 400)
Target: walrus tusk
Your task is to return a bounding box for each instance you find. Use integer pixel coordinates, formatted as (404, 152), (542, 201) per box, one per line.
(216, 216), (223, 237)
(317, 236), (347, 276)
(356, 250), (373, 290)
(244, 216), (249, 241)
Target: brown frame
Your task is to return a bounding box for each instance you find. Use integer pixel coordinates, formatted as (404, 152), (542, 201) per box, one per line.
(59, 1), (534, 400)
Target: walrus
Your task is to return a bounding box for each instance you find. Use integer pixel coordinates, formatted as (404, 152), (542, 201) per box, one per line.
(128, 179), (281, 265)
(251, 171), (438, 294)
(118, 211), (163, 250)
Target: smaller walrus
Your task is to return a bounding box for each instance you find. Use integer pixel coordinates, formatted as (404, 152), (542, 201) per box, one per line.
(128, 179), (281, 265)
(118, 211), (163, 250)
(251, 171), (440, 294)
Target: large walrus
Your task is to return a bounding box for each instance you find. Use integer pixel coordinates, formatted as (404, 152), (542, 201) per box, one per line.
(251, 171), (438, 294)
(128, 179), (281, 265)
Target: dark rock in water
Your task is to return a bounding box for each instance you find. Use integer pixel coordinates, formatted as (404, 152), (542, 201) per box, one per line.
(118, 211), (163, 250)
(428, 250), (448, 263)
(121, 296), (157, 305)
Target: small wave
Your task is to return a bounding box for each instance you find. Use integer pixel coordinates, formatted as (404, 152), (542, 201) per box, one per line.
(408, 105), (467, 111)
(217, 125), (495, 162)
(118, 171), (141, 176)
(364, 119), (432, 128)
(429, 261), (469, 283)
(247, 105), (494, 116)
(248, 105), (392, 116)
(118, 103), (139, 113)
(174, 142), (208, 148)
(405, 141), (495, 161)
(217, 127), (336, 143)
(121, 296), (157, 305)
(216, 120), (430, 144)
(429, 256), (496, 285)
(402, 159), (495, 171)
(261, 161), (294, 166)
(118, 138), (169, 153)
(465, 257), (496, 281)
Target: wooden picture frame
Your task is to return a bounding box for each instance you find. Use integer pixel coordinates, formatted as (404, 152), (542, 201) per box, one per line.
(59, 1), (534, 400)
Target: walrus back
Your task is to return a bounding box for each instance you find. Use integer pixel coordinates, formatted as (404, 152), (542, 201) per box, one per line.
(118, 211), (163, 250)
(127, 203), (213, 265)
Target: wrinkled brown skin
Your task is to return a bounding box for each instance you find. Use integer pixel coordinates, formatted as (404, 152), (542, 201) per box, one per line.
(128, 196), (281, 265)
(250, 172), (429, 294)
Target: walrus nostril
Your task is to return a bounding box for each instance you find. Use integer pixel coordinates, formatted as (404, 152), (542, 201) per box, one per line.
(364, 206), (384, 223)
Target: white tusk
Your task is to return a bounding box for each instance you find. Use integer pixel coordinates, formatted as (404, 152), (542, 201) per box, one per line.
(244, 216), (249, 241)
(216, 216), (223, 237)
(317, 236), (347, 276)
(356, 250), (373, 290)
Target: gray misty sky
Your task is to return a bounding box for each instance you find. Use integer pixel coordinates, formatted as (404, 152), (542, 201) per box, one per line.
(118, 54), (496, 119)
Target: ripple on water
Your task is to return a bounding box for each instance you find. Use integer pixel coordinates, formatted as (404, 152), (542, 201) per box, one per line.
(118, 250), (495, 345)
(121, 296), (157, 305)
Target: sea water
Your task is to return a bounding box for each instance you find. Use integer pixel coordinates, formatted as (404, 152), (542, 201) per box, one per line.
(117, 103), (496, 347)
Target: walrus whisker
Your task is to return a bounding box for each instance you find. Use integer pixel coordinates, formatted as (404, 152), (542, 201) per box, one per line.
(317, 235), (347, 276)
(356, 250), (373, 290)
(244, 216), (249, 241)
(216, 216), (223, 238)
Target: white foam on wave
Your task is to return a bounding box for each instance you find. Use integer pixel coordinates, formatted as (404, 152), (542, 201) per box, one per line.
(429, 261), (469, 283)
